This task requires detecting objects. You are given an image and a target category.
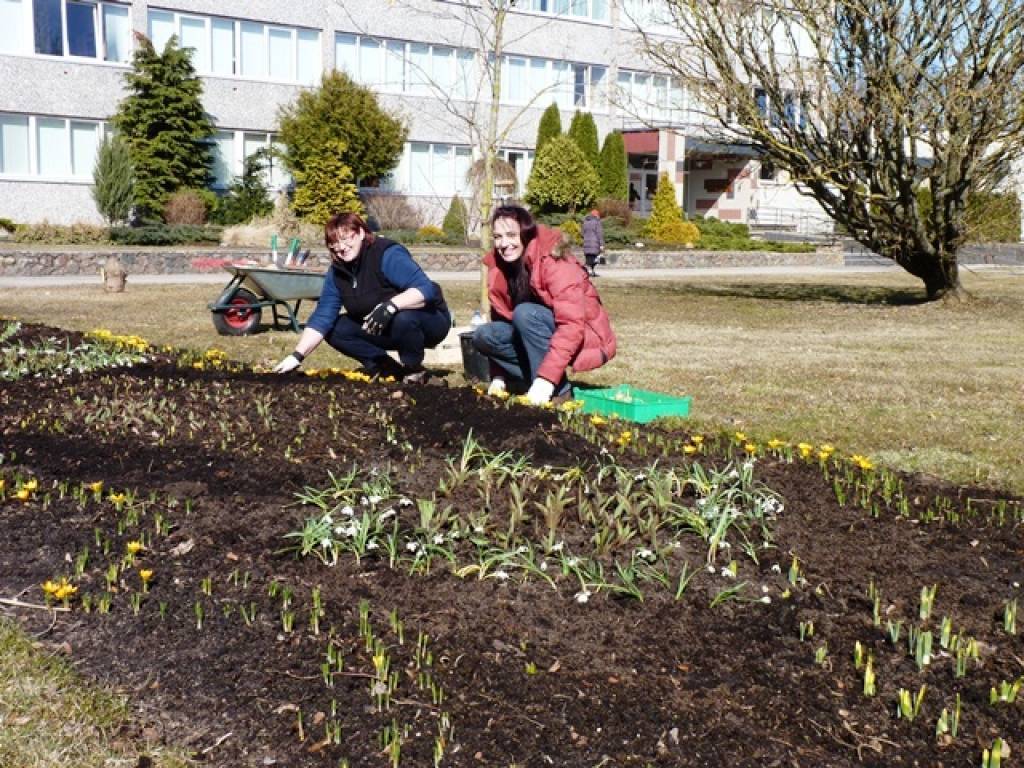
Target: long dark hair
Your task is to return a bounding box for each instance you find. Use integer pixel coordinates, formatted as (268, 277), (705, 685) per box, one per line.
(491, 205), (537, 306)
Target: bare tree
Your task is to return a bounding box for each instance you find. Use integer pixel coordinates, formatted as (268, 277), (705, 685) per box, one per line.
(333, 0), (562, 310)
(643, 0), (1024, 299)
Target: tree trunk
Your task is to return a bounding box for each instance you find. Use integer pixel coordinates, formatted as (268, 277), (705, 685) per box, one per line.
(898, 248), (962, 300)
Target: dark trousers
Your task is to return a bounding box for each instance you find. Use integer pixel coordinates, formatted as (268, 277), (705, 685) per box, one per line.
(325, 307), (451, 370)
(584, 252), (599, 272)
(471, 302), (570, 395)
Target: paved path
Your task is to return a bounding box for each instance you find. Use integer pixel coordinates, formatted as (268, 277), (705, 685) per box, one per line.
(0, 264), (904, 289)
(2, 262), (1020, 289)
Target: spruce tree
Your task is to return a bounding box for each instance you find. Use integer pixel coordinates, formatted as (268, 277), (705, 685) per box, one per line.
(277, 71), (407, 184)
(535, 103), (562, 156)
(291, 139), (363, 225)
(91, 135), (134, 225)
(524, 135), (599, 214)
(112, 36), (215, 221)
(599, 131), (629, 201)
(217, 150), (274, 226)
(567, 111), (600, 173)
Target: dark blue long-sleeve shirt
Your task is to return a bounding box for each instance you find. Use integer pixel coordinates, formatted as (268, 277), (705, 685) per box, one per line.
(306, 243), (438, 336)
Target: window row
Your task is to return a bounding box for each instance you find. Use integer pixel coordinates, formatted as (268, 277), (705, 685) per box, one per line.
(335, 35), (476, 102)
(616, 69), (685, 122)
(753, 88), (809, 131)
(0, 0), (130, 62)
(376, 143), (535, 199)
(336, 33), (609, 111)
(148, 9), (321, 85)
(0, 113), (103, 178)
(517, 0), (609, 23)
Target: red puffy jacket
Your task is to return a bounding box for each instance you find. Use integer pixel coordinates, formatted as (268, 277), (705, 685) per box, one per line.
(483, 224), (617, 384)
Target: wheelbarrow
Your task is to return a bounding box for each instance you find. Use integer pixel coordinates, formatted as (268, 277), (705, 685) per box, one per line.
(208, 263), (324, 335)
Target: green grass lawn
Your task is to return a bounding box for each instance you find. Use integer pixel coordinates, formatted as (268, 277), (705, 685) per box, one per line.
(2, 267), (1022, 493)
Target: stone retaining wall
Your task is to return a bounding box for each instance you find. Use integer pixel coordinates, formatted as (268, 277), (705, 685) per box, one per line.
(0, 246), (843, 276)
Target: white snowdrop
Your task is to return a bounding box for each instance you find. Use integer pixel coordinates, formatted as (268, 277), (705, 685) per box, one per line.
(575, 590), (592, 604)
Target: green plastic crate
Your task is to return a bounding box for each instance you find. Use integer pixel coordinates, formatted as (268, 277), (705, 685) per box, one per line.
(577, 384), (692, 423)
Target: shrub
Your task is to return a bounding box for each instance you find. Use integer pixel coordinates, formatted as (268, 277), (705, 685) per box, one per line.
(164, 189), (208, 225)
(442, 195), (469, 243)
(109, 224), (222, 245)
(91, 136), (134, 226)
(600, 218), (637, 247)
(651, 220), (700, 245)
(694, 217), (750, 239)
(364, 194), (422, 230)
(525, 135), (599, 214)
(13, 221), (109, 244)
(0, 218), (16, 233)
(416, 225), (446, 243)
(645, 172), (694, 242)
(596, 197), (632, 225)
(291, 139), (363, 225)
(559, 218), (582, 245)
(918, 186), (1020, 244)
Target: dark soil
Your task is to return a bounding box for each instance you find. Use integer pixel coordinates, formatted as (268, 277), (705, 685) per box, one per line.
(1, 323), (1022, 768)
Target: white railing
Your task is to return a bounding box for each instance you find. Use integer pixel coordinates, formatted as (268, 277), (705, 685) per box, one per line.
(749, 206), (835, 236)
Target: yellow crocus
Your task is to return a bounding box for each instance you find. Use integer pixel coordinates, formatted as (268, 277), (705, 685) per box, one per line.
(126, 540), (144, 555)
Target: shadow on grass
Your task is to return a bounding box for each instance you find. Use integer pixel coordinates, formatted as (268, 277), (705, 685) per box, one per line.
(629, 281), (928, 305)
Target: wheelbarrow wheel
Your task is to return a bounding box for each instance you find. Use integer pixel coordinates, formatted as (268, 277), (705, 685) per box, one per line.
(212, 288), (262, 336)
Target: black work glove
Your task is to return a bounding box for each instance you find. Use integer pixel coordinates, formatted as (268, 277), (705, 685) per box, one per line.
(362, 300), (398, 335)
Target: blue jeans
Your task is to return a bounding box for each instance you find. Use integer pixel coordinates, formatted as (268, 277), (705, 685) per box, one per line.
(325, 307), (451, 370)
(471, 302), (570, 394)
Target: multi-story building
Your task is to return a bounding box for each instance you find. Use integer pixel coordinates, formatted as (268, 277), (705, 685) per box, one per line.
(0, 0), (838, 230)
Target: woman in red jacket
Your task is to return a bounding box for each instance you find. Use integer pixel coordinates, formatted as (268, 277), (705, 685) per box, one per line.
(472, 205), (617, 405)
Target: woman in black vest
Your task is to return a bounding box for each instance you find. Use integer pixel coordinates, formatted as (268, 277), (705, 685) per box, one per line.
(273, 212), (450, 381)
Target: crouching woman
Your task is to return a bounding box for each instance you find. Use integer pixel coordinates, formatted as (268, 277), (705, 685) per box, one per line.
(273, 212), (450, 381)
(472, 204), (616, 405)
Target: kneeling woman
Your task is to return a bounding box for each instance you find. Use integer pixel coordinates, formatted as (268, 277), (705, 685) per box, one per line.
(274, 212), (450, 380)
(473, 205), (616, 405)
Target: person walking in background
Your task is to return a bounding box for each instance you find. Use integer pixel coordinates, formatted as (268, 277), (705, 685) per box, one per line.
(582, 209), (604, 277)
(472, 204), (616, 405)
(273, 212), (450, 382)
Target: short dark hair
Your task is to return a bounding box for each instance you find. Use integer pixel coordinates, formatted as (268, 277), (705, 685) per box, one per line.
(491, 204), (537, 251)
(325, 212), (376, 247)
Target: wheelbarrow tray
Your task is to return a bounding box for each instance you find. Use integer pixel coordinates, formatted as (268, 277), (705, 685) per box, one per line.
(235, 265), (325, 301)
(209, 263), (324, 335)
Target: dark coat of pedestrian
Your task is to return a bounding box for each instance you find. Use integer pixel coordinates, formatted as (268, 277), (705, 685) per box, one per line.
(581, 210), (604, 276)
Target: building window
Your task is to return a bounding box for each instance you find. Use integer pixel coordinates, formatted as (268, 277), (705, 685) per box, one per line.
(520, 0), (608, 22)
(0, 0), (130, 61)
(617, 69), (682, 121)
(337, 34), (476, 100)
(148, 10), (321, 85)
(210, 129), (290, 191)
(0, 115), (31, 174)
(0, 112), (101, 179)
(403, 142), (471, 197)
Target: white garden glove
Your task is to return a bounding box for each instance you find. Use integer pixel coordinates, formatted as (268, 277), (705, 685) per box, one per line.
(486, 376), (507, 397)
(526, 377), (555, 405)
(273, 352), (304, 373)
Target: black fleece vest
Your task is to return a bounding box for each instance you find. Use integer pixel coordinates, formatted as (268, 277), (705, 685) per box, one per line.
(331, 237), (400, 320)
(331, 237), (446, 321)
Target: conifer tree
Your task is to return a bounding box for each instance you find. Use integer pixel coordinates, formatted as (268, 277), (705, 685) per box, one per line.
(91, 135), (134, 225)
(217, 150), (274, 226)
(112, 36), (215, 221)
(599, 131), (629, 201)
(535, 103), (562, 156)
(525, 135), (599, 214)
(645, 171), (698, 244)
(442, 195), (469, 243)
(567, 111), (600, 173)
(291, 139), (363, 225)
(277, 71), (407, 184)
